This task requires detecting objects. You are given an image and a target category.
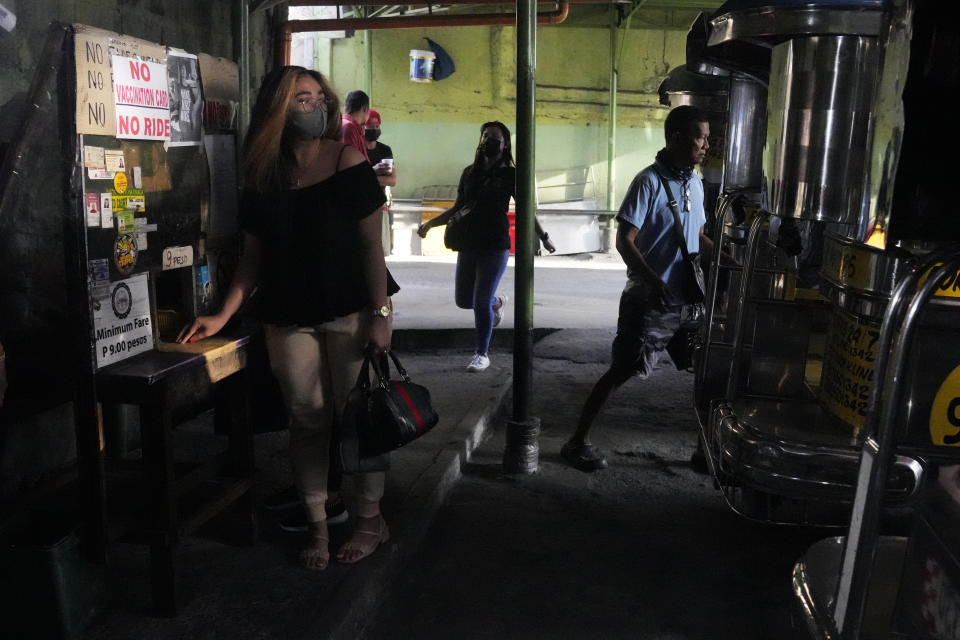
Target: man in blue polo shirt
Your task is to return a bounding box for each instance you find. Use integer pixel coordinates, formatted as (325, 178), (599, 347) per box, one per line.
(562, 105), (715, 472)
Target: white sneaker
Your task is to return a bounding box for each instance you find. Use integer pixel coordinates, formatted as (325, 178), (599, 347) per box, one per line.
(466, 353), (490, 372)
(492, 295), (508, 328)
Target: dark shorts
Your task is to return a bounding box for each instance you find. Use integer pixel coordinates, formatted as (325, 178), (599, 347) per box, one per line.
(611, 281), (703, 379)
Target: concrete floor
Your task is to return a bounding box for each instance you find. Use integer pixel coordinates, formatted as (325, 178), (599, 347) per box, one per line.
(387, 252), (626, 331)
(75, 254), (829, 640)
(365, 329), (825, 640)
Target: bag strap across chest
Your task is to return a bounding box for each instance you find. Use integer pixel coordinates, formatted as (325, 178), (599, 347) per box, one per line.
(653, 168), (695, 261)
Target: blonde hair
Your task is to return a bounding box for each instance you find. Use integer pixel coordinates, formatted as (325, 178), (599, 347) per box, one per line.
(242, 66), (342, 192)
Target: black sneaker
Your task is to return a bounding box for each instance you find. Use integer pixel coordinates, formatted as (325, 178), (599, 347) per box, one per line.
(278, 499), (350, 532)
(561, 441), (608, 472)
(263, 485), (299, 511)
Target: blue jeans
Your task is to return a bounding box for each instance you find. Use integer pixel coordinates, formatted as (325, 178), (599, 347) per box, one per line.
(455, 249), (509, 355)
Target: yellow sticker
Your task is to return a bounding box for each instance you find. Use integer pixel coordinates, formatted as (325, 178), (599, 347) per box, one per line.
(918, 263), (960, 299)
(819, 309), (880, 430)
(821, 240), (872, 290)
(113, 172), (128, 194)
(930, 364), (960, 447)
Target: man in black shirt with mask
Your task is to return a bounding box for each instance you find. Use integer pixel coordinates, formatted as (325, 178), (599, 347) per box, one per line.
(364, 109), (396, 194)
(364, 109), (396, 255)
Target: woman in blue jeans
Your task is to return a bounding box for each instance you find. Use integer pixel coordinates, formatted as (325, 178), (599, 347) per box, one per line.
(418, 121), (554, 371)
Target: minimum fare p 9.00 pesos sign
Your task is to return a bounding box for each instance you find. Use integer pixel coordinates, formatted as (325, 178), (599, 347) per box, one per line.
(111, 56), (170, 140)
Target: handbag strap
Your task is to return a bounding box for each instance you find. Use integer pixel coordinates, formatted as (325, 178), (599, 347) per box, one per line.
(354, 353), (373, 390)
(385, 350), (412, 382)
(369, 350), (412, 385)
(653, 168), (694, 262)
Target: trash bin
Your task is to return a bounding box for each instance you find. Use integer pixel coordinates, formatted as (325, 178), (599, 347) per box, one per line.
(0, 513), (106, 639)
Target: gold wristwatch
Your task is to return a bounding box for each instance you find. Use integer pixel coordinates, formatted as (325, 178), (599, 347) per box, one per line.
(372, 303), (391, 318)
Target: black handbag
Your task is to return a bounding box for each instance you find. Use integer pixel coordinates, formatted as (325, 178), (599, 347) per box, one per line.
(335, 413), (391, 475)
(654, 170), (706, 304)
(442, 202), (474, 250)
(342, 350), (439, 458)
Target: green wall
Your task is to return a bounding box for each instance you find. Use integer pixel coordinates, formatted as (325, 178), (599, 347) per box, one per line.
(310, 22), (686, 207)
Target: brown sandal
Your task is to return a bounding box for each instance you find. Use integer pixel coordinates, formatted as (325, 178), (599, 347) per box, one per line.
(336, 514), (390, 564)
(300, 521), (330, 571)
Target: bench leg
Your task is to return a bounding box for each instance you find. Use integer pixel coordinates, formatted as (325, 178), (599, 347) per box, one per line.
(140, 383), (179, 616)
(222, 369), (259, 544)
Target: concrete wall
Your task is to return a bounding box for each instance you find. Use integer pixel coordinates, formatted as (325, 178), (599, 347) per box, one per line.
(308, 21), (686, 206)
(0, 0), (273, 500)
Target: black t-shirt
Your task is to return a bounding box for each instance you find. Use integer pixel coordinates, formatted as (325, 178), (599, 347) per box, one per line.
(240, 162), (399, 326)
(368, 141), (393, 167)
(452, 164), (514, 251)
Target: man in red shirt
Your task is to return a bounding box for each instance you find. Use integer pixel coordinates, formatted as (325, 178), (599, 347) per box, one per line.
(341, 90), (371, 162)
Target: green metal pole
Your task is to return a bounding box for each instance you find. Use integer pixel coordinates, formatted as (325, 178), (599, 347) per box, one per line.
(504, 0), (540, 473)
(365, 30), (374, 98)
(607, 7), (617, 212)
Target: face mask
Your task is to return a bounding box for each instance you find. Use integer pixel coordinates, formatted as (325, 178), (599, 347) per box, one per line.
(287, 109), (328, 140)
(482, 138), (501, 158)
(364, 129), (381, 142)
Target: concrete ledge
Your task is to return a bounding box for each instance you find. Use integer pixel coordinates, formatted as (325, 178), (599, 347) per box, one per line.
(305, 370), (513, 640)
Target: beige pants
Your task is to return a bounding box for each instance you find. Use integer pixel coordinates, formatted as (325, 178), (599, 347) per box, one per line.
(265, 313), (387, 523)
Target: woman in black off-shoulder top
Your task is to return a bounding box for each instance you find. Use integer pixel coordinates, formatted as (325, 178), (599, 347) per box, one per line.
(178, 67), (395, 570)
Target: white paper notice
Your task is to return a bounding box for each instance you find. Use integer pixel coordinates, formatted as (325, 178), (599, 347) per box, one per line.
(104, 149), (125, 172)
(111, 55), (171, 140)
(85, 193), (100, 227)
(100, 192), (114, 228)
(88, 168), (115, 180)
(162, 245), (194, 270)
(93, 273), (154, 369)
(84, 146), (106, 169)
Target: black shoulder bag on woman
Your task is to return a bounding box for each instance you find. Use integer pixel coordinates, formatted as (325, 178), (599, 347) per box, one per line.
(654, 169), (706, 371)
(442, 200), (476, 250)
(444, 169), (500, 250)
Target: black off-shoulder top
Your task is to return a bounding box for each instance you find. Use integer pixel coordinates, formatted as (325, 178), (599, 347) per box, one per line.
(240, 162), (399, 326)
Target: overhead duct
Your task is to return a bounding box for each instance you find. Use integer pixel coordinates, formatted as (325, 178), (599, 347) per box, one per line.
(277, 1), (571, 65)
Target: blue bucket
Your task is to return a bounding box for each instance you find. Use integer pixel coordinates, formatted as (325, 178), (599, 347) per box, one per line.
(409, 49), (436, 83)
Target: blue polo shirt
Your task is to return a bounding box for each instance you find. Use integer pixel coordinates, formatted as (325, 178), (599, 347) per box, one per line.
(616, 159), (706, 305)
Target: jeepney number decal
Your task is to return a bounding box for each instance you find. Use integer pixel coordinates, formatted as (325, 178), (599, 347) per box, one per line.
(930, 364), (960, 447)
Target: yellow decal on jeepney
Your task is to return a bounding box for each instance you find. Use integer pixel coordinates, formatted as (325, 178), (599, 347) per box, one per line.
(918, 263), (960, 299)
(930, 364), (960, 447)
(819, 309), (880, 430)
(821, 239), (872, 290)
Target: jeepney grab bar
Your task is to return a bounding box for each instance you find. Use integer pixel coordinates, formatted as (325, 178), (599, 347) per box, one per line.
(725, 210), (771, 401)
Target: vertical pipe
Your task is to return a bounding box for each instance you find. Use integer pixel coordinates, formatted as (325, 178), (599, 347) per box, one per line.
(513, 0), (536, 423)
(237, 0), (251, 147)
(365, 30), (374, 98)
(503, 0), (540, 474)
(606, 7), (617, 211)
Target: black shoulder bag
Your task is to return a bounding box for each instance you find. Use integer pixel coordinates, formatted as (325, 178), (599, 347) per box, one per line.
(654, 170), (706, 371)
(442, 201), (475, 251)
(654, 169), (706, 304)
